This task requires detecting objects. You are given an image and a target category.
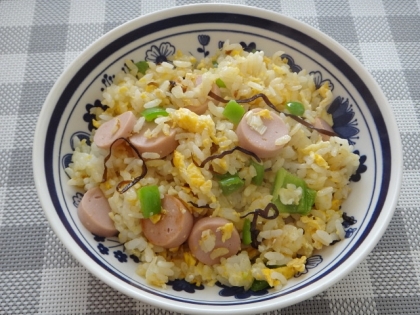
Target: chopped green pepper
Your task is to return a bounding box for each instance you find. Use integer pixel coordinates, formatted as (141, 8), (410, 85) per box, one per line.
(250, 159), (264, 186)
(215, 78), (226, 88)
(242, 218), (252, 245)
(135, 61), (149, 74)
(218, 173), (245, 195)
(285, 101), (305, 116)
(222, 100), (245, 125)
(250, 279), (271, 292)
(141, 107), (169, 122)
(137, 185), (161, 218)
(271, 168), (316, 215)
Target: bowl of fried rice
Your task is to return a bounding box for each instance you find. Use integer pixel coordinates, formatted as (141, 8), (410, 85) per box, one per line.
(33, 3), (402, 314)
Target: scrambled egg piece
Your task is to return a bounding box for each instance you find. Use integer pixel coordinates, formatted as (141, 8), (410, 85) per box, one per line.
(312, 152), (329, 169)
(255, 109), (272, 119)
(261, 256), (307, 287)
(92, 119), (100, 129)
(173, 150), (214, 197)
(149, 213), (162, 224)
(301, 216), (327, 249)
(184, 252), (197, 267)
(317, 82), (330, 98)
(301, 215), (326, 233)
(331, 199), (342, 211)
(170, 108), (216, 135)
(118, 86), (128, 94)
(217, 222), (234, 242)
(287, 256), (306, 273)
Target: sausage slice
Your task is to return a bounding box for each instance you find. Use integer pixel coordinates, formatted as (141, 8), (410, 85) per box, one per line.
(188, 217), (241, 265)
(93, 111), (136, 149)
(186, 84), (221, 115)
(236, 108), (289, 158)
(313, 117), (334, 141)
(141, 195), (193, 249)
(129, 122), (178, 158)
(185, 101), (209, 115)
(77, 187), (118, 237)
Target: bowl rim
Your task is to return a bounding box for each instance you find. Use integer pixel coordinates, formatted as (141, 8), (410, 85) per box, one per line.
(33, 3), (403, 314)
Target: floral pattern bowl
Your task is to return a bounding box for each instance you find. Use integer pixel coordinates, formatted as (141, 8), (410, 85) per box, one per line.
(33, 4), (402, 314)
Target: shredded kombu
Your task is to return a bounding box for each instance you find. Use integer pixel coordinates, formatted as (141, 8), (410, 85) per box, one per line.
(207, 90), (338, 137)
(199, 145), (261, 168)
(102, 137), (148, 194)
(241, 202), (280, 249)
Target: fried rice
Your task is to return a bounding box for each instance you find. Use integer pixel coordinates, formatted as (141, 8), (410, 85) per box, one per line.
(66, 41), (360, 290)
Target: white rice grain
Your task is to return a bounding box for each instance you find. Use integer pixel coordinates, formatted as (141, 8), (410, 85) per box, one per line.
(142, 152), (160, 159)
(313, 230), (333, 246)
(275, 135), (291, 146)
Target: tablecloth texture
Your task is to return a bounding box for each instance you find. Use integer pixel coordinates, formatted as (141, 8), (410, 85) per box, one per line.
(1, 0), (418, 314)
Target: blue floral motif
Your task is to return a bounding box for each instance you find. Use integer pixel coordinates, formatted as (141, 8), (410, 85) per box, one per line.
(72, 192), (83, 208)
(281, 54), (302, 73)
(167, 279), (204, 293)
(345, 228), (357, 238)
(145, 42), (176, 64)
(93, 235), (106, 242)
(100, 73), (115, 92)
(350, 150), (367, 182)
(114, 250), (128, 263)
(91, 235), (140, 263)
(84, 99), (108, 132)
(129, 254), (140, 263)
(219, 41), (258, 53)
(197, 35), (210, 57)
(341, 212), (358, 238)
(216, 282), (268, 299)
(295, 255), (323, 277)
(62, 154), (73, 177)
(98, 243), (109, 255)
(342, 212), (357, 229)
(310, 70), (334, 91)
(328, 96), (359, 144)
(240, 41), (257, 53)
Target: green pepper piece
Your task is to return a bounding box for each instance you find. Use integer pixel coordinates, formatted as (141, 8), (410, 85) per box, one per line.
(285, 101), (305, 116)
(250, 279), (271, 292)
(135, 61), (149, 74)
(222, 100), (245, 125)
(215, 78), (226, 88)
(242, 218), (252, 245)
(271, 168), (316, 215)
(219, 174), (245, 195)
(137, 185), (161, 218)
(141, 107), (169, 122)
(250, 159), (264, 186)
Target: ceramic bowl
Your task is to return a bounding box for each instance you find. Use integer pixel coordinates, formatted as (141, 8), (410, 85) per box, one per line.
(33, 4), (402, 314)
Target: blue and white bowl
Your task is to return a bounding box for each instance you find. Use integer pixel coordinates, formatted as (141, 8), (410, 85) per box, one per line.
(33, 4), (402, 314)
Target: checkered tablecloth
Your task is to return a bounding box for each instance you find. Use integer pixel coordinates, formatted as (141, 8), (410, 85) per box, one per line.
(1, 0), (418, 314)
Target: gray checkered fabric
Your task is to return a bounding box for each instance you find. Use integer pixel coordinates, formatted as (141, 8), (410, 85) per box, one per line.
(1, 0), (419, 314)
